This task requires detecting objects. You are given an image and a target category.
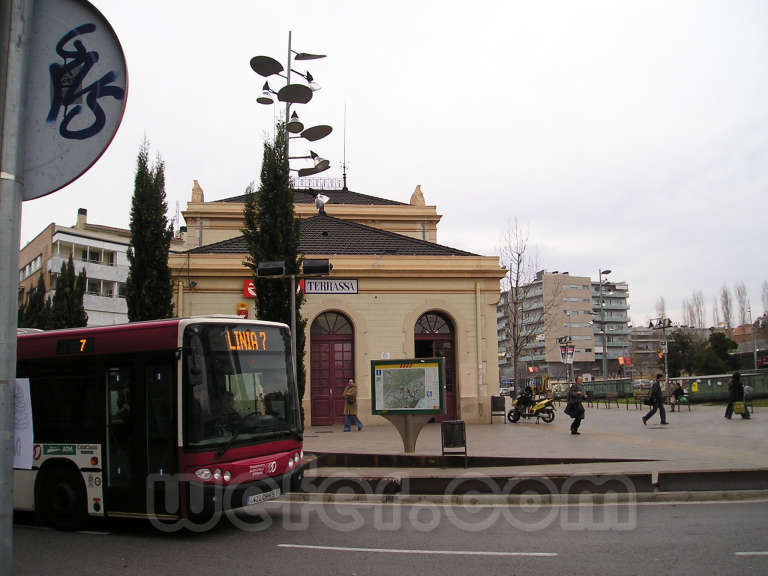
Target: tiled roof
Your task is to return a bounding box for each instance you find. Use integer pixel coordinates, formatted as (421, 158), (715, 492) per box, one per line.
(216, 188), (407, 206)
(185, 213), (477, 257)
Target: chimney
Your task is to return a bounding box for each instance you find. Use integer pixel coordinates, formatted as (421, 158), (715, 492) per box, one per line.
(76, 208), (87, 229)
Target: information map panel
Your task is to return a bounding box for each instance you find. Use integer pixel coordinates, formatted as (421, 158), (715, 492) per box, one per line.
(370, 358), (444, 415)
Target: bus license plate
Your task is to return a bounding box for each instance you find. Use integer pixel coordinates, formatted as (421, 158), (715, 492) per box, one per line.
(247, 488), (281, 506)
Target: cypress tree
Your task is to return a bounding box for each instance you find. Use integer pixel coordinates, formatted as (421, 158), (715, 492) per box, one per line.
(125, 140), (174, 321)
(19, 274), (50, 329)
(48, 255), (87, 329)
(243, 124), (307, 423)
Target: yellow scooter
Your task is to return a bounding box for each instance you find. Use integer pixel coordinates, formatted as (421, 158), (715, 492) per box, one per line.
(507, 393), (556, 423)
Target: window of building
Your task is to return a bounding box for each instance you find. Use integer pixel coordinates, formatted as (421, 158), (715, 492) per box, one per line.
(118, 283), (127, 298)
(87, 279), (100, 295)
(105, 251), (115, 266)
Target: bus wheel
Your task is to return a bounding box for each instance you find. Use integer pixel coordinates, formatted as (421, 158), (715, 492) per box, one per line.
(289, 469), (304, 493)
(38, 465), (87, 531)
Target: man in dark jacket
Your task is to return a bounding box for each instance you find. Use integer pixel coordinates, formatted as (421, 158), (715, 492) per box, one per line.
(642, 373), (668, 426)
(566, 376), (585, 435)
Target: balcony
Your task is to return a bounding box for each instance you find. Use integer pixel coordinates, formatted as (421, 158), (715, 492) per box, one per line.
(48, 256), (127, 284)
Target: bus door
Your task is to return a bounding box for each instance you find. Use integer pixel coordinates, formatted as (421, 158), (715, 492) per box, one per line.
(105, 364), (141, 513)
(105, 361), (177, 517)
(145, 361), (177, 516)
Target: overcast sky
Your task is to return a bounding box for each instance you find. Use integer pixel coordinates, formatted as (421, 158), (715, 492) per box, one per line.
(20, 0), (768, 326)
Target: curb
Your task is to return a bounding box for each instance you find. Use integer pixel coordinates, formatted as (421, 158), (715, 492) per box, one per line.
(282, 489), (768, 506)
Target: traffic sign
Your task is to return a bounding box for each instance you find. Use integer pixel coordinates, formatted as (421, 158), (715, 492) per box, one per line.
(22, 0), (127, 200)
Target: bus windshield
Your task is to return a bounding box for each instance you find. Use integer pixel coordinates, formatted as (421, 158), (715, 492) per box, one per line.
(183, 322), (299, 450)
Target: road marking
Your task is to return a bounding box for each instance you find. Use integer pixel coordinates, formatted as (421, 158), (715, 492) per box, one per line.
(278, 544), (556, 557)
(735, 552), (768, 556)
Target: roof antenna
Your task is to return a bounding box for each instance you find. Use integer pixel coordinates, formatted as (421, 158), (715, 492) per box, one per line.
(342, 103), (348, 190)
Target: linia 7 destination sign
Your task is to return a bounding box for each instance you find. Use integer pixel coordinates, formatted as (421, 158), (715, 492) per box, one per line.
(370, 358), (444, 415)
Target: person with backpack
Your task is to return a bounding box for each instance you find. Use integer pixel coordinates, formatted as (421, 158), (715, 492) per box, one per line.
(642, 373), (668, 426)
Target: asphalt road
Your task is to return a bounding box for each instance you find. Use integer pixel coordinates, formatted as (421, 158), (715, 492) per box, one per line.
(14, 499), (768, 576)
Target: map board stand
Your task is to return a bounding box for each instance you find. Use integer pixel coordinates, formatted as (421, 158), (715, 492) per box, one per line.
(382, 414), (432, 454)
(371, 358), (445, 454)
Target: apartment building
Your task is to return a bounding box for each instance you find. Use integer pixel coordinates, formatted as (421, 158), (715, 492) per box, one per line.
(498, 270), (631, 382)
(592, 278), (632, 377)
(18, 208), (131, 326)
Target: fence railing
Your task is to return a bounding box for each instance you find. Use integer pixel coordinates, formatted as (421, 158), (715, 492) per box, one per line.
(576, 370), (768, 402)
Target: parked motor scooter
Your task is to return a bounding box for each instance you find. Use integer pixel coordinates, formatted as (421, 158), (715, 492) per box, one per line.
(507, 392), (556, 423)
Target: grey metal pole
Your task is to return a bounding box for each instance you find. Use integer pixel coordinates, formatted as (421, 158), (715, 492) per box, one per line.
(749, 303), (757, 370)
(1, 0), (33, 571)
(599, 271), (608, 379)
(290, 274), (297, 390)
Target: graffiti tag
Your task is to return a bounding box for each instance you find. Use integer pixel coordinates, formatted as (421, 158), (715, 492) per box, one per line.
(46, 23), (125, 140)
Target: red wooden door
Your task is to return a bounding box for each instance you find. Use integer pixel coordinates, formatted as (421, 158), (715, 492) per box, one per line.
(310, 313), (354, 426)
(415, 312), (456, 421)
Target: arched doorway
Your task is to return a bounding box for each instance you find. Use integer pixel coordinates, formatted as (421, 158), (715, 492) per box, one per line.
(414, 311), (456, 421)
(310, 311), (354, 426)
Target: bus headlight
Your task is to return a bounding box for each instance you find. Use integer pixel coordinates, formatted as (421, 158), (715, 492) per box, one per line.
(288, 458), (295, 469)
(195, 468), (212, 480)
(223, 470), (232, 482)
(294, 452), (301, 465)
(213, 468), (222, 480)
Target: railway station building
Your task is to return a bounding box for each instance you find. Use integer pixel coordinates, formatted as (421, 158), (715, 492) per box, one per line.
(169, 181), (505, 426)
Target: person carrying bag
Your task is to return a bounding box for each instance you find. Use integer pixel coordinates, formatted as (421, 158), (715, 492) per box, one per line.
(565, 376), (585, 435)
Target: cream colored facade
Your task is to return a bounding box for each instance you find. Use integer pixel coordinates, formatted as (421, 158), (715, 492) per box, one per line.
(169, 182), (505, 424)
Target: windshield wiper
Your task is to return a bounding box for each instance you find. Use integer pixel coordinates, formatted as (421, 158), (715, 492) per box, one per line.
(216, 411), (256, 457)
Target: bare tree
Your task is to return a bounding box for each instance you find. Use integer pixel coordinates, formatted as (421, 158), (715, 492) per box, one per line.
(682, 298), (693, 327)
(692, 290), (705, 328)
(712, 296), (721, 328)
(735, 282), (748, 326)
(720, 285), (733, 334)
(498, 219), (561, 394)
(762, 280), (768, 316)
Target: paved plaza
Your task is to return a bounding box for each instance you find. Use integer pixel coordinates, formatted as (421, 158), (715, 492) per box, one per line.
(302, 403), (767, 484)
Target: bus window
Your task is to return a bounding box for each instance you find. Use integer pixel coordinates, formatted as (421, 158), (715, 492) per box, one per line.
(146, 363), (175, 476)
(106, 367), (133, 488)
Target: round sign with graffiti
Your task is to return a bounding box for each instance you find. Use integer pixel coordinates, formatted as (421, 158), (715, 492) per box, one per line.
(23, 0), (128, 200)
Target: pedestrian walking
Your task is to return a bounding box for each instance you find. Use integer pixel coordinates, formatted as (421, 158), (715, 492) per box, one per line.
(565, 376), (585, 435)
(724, 371), (750, 420)
(642, 373), (668, 426)
(343, 378), (363, 431)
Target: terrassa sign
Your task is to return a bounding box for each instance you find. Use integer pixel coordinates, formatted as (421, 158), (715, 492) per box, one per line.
(304, 279), (358, 295)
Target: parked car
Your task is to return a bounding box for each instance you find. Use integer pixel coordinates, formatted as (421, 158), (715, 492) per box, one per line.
(632, 379), (652, 391)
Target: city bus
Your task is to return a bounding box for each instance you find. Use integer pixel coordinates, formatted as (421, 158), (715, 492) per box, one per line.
(15, 316), (304, 529)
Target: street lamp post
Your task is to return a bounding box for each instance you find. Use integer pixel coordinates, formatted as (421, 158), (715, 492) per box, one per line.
(250, 32), (333, 177)
(250, 33), (334, 386)
(649, 316), (672, 393)
(748, 302), (757, 370)
(598, 269), (612, 379)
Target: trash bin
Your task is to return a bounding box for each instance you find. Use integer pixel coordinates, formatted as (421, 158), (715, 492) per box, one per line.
(441, 420), (466, 457)
(490, 395), (506, 423)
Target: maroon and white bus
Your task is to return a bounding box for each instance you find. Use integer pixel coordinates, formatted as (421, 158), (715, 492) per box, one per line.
(15, 316), (304, 529)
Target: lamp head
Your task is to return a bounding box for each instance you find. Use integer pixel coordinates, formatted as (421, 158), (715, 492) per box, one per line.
(286, 111), (304, 134)
(256, 81), (274, 105)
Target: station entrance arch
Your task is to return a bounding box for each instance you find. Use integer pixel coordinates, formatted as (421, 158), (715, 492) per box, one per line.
(309, 311), (354, 426)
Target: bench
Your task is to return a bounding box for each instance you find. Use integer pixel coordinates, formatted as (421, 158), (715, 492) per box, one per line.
(669, 395), (691, 412)
(601, 392), (620, 408)
(629, 390), (648, 410)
